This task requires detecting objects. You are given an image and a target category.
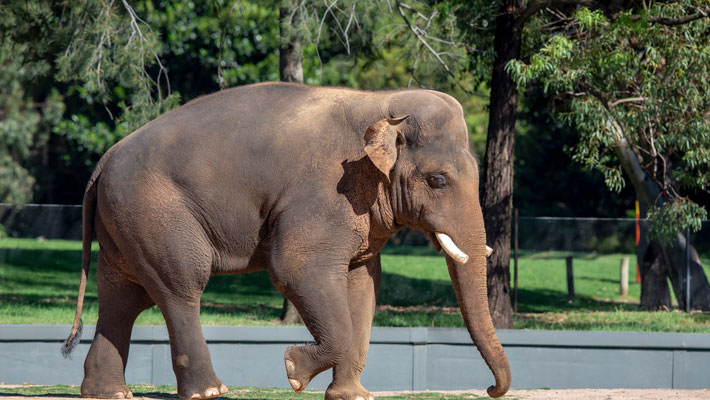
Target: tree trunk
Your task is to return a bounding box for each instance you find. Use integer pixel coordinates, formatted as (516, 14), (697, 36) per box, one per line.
(614, 137), (710, 310)
(639, 242), (671, 311)
(279, 1), (304, 84)
(278, 0), (305, 325)
(481, 4), (521, 329)
(667, 232), (710, 310)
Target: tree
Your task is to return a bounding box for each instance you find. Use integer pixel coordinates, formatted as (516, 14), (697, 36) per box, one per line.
(508, 2), (710, 310)
(1, 0), (180, 203)
(278, 0), (305, 324)
(0, 40), (63, 203)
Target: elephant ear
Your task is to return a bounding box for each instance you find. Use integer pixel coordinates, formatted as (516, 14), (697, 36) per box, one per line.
(364, 115), (409, 181)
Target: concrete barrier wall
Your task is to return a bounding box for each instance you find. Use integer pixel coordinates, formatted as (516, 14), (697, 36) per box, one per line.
(1, 325), (709, 390)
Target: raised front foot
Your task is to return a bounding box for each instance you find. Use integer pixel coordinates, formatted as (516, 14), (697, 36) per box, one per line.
(80, 382), (133, 399)
(284, 346), (313, 393)
(325, 382), (374, 400)
(285, 344), (335, 393)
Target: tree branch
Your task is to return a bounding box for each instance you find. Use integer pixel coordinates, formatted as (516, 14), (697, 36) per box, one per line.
(396, 2), (471, 94)
(609, 96), (648, 107)
(121, 0), (170, 100)
(516, 0), (603, 28)
(632, 10), (708, 26)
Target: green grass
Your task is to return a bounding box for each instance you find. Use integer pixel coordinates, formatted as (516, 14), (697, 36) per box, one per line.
(0, 385), (484, 399)
(1, 238), (709, 332)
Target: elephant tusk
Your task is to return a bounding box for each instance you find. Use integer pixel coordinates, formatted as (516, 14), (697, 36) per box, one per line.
(435, 233), (469, 264)
(486, 246), (493, 257)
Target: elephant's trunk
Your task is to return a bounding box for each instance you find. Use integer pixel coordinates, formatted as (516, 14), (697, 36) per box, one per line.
(441, 218), (511, 398)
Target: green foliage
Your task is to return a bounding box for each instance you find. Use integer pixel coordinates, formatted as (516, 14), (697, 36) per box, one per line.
(514, 89), (635, 218)
(507, 2), (710, 241)
(0, 0), (489, 203)
(0, 35), (64, 202)
(648, 198), (707, 242)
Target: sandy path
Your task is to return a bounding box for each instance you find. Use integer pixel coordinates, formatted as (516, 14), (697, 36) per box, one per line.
(374, 388), (710, 399)
(2, 386), (710, 399)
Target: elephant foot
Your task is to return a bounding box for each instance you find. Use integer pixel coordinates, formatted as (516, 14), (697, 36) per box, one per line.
(180, 384), (228, 400)
(80, 382), (133, 399)
(325, 382), (374, 400)
(284, 346), (315, 393)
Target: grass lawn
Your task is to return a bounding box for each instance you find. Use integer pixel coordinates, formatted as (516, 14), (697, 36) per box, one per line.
(0, 385), (483, 399)
(1, 238), (709, 331)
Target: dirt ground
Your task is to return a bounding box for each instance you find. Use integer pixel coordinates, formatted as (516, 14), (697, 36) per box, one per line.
(2, 387), (710, 400)
(374, 388), (710, 399)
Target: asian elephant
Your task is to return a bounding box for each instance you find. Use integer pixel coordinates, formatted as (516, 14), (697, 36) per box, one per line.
(63, 82), (510, 400)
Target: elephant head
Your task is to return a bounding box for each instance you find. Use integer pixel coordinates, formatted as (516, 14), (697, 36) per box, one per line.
(363, 90), (511, 398)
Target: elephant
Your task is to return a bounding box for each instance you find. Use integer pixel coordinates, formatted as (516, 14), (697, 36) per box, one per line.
(62, 82), (510, 400)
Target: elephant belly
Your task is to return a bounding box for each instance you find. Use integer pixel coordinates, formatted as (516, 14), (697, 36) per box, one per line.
(211, 248), (269, 275)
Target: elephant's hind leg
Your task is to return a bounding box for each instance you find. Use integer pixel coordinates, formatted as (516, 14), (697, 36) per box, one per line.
(154, 294), (227, 400)
(127, 215), (227, 400)
(81, 252), (154, 399)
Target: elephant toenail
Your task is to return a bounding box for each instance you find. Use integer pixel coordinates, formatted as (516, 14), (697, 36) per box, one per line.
(204, 387), (219, 397)
(285, 359), (296, 375)
(126, 392), (133, 399)
(114, 392), (125, 399)
(219, 384), (228, 394)
(288, 378), (302, 393)
(189, 393), (201, 399)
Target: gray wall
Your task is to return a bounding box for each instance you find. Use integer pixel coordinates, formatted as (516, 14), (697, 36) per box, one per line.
(1, 325), (709, 390)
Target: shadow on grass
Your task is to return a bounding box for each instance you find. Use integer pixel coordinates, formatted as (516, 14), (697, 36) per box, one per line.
(0, 393), (77, 399)
(516, 250), (608, 261)
(574, 276), (622, 285)
(515, 288), (638, 313)
(2, 243), (644, 327)
(381, 245), (439, 257)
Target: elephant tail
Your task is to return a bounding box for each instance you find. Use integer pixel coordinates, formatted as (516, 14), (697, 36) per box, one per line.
(62, 151), (108, 358)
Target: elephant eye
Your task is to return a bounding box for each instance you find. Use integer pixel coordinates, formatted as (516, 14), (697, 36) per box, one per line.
(426, 174), (447, 189)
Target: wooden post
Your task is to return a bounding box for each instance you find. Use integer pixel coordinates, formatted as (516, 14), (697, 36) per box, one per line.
(620, 256), (629, 296)
(566, 256), (574, 299)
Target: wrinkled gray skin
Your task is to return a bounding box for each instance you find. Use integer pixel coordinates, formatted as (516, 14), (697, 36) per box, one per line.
(64, 83), (510, 400)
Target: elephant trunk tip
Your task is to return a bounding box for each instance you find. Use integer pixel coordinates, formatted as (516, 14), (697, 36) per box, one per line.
(487, 384), (507, 398)
(486, 367), (511, 398)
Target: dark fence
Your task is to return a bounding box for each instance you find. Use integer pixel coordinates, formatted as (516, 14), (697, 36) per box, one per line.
(2, 204), (707, 310)
(0, 204), (82, 240)
(2, 204), (707, 255)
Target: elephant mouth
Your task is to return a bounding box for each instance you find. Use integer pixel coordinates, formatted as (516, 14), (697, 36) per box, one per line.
(426, 231), (442, 253)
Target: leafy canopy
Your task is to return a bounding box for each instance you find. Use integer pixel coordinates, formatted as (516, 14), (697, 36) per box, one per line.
(507, 1), (710, 241)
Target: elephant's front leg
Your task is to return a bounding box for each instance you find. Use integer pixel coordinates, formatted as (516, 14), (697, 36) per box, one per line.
(280, 261), (353, 393)
(326, 256), (381, 400)
(270, 224), (355, 394)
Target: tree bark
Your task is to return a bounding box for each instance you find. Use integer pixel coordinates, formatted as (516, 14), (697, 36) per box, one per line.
(279, 1), (304, 84)
(639, 242), (671, 311)
(481, 4), (521, 329)
(278, 0), (305, 324)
